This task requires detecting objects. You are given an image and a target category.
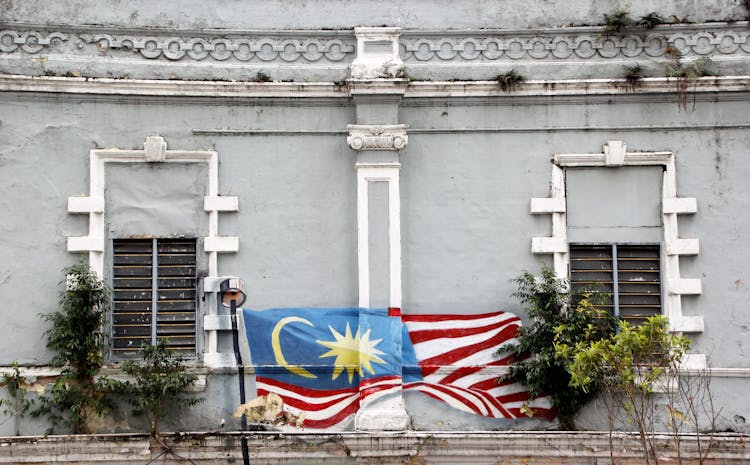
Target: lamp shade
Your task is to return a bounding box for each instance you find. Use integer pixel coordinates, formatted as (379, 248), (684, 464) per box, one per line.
(220, 278), (246, 307)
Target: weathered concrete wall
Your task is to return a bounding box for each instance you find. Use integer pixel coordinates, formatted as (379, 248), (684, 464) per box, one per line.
(1, 87), (749, 434)
(1, 0), (749, 438)
(0, 431), (749, 464)
(1, 0), (745, 29)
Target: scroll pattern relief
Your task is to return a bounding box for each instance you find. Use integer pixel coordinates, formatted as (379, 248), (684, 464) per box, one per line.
(81, 34), (356, 62)
(2, 24), (748, 64)
(347, 125), (408, 151)
(0, 30), (68, 53)
(400, 26), (750, 62)
(0, 29), (355, 63)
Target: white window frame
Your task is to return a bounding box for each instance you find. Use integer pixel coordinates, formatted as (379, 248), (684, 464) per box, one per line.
(66, 136), (239, 367)
(530, 140), (703, 337)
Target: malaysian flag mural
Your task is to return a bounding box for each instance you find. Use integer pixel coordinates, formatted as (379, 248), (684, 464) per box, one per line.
(239, 307), (551, 429)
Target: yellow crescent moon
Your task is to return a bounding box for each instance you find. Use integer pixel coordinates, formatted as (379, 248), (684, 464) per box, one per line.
(272, 316), (317, 379)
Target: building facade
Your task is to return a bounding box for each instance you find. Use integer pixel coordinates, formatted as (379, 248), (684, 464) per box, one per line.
(1, 0), (750, 436)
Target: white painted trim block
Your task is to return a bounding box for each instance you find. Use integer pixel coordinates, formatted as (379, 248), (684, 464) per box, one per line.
(663, 197), (697, 214)
(203, 352), (238, 368)
(530, 197), (566, 214)
(355, 408), (410, 431)
(667, 238), (700, 255)
(625, 152), (672, 165)
(671, 315), (705, 333)
(681, 353), (708, 370)
(67, 196), (104, 213)
(603, 140), (626, 166)
(144, 136), (167, 162)
(204, 196), (239, 212)
(554, 153), (606, 167)
(350, 27), (403, 80)
(531, 237), (567, 254)
(669, 278), (703, 295)
(203, 315), (233, 331)
(202, 276), (241, 293)
(67, 236), (104, 252)
(203, 236), (239, 253)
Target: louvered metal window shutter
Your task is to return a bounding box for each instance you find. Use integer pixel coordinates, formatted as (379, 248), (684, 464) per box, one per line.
(570, 244), (661, 324)
(112, 238), (197, 358)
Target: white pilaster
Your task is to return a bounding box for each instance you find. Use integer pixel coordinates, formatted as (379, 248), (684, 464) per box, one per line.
(355, 163), (402, 309)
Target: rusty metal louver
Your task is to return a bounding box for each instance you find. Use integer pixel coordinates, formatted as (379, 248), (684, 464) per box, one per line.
(570, 244), (661, 325)
(111, 238), (197, 358)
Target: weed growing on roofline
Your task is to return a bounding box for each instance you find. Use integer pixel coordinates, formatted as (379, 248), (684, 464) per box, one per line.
(254, 71), (272, 82)
(604, 9), (634, 35)
(663, 47), (713, 111)
(624, 63), (648, 90)
(496, 69), (525, 92)
(638, 12), (665, 29)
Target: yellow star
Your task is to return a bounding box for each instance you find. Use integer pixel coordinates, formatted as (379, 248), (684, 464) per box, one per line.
(316, 323), (387, 384)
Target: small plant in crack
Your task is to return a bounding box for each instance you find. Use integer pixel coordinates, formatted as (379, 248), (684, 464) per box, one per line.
(664, 47), (712, 111)
(603, 9), (634, 35)
(669, 14), (692, 24)
(496, 69), (525, 92)
(623, 63), (648, 90)
(379, 60), (407, 79)
(254, 71), (272, 82)
(637, 12), (665, 29)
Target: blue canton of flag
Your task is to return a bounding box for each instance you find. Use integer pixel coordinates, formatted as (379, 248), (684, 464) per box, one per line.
(240, 307), (404, 428)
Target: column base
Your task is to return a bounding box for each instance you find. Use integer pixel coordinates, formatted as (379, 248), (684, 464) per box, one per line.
(355, 408), (411, 431)
(202, 352), (237, 368)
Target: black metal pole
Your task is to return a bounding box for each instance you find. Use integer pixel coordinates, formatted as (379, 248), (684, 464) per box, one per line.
(230, 298), (250, 465)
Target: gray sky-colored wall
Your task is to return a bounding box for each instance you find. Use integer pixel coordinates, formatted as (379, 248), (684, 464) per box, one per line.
(2, 91), (749, 369)
(1, 0), (745, 29)
(2, 87), (750, 433)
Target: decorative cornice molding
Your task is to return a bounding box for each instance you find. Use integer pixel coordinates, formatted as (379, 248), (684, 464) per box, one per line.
(0, 74), (349, 97)
(1, 27), (355, 63)
(0, 29), (68, 53)
(403, 76), (750, 97)
(347, 124), (408, 151)
(400, 22), (750, 63)
(2, 74), (750, 98)
(3, 22), (748, 65)
(81, 33), (355, 63)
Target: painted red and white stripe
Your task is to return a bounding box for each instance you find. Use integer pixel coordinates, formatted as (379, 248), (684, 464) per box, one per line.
(402, 311), (552, 419)
(257, 375), (402, 429)
(256, 310), (551, 428)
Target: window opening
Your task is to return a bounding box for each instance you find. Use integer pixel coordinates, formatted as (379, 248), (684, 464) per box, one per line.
(111, 238), (197, 358)
(569, 244), (661, 325)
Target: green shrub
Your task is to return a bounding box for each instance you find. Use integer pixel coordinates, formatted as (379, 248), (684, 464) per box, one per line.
(34, 263), (114, 433)
(499, 266), (616, 430)
(0, 362), (35, 435)
(562, 315), (692, 464)
(117, 341), (204, 438)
